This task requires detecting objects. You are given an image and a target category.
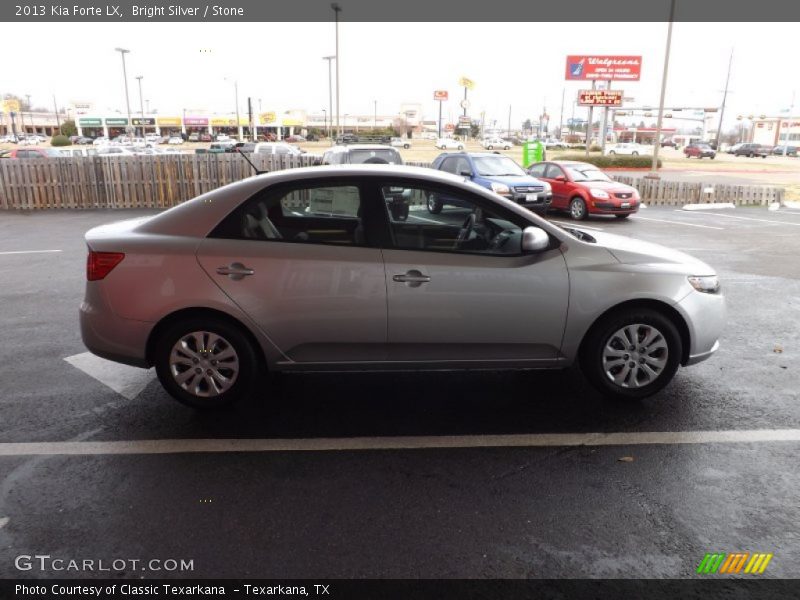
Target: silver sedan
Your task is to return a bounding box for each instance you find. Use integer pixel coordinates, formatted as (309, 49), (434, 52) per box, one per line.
(80, 165), (725, 408)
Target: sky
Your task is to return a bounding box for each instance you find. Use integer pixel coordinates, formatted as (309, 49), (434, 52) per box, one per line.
(2, 21), (798, 132)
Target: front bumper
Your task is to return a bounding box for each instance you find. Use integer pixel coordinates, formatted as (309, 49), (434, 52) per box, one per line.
(590, 200), (640, 214)
(677, 289), (726, 366)
(503, 192), (553, 212)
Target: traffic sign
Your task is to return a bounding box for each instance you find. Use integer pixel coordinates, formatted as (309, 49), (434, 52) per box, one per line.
(434, 90), (448, 101)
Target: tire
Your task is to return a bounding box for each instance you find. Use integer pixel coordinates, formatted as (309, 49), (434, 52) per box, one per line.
(615, 214), (630, 219)
(710, 155), (715, 160)
(569, 196), (588, 220)
(457, 145), (463, 150)
(632, 151), (639, 156)
(427, 193), (443, 214)
(580, 308), (682, 400)
(504, 146), (510, 150)
(609, 151), (616, 155)
(404, 144), (410, 149)
(154, 317), (259, 409)
(487, 145), (493, 150)
(749, 153), (754, 158)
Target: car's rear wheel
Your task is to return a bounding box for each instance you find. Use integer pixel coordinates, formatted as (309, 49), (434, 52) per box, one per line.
(580, 308), (682, 400)
(404, 144), (410, 149)
(487, 145), (493, 150)
(154, 317), (259, 409)
(427, 193), (443, 214)
(609, 151), (616, 155)
(504, 145), (510, 150)
(749, 153), (754, 157)
(457, 145), (464, 150)
(569, 196), (587, 220)
(632, 151), (639, 156)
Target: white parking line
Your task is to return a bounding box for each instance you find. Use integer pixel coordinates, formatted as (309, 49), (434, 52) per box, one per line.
(685, 212), (800, 227)
(630, 216), (724, 230)
(406, 214), (449, 225)
(0, 429), (798, 456)
(0, 250), (63, 255)
(548, 220), (604, 231)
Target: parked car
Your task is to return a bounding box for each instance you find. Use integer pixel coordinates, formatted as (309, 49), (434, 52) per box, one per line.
(209, 141), (237, 153)
(683, 143), (716, 159)
(199, 133), (213, 142)
(59, 148), (97, 157)
(80, 164), (724, 408)
(94, 146), (139, 156)
(726, 143), (744, 154)
(215, 134), (232, 142)
(481, 137), (512, 150)
(74, 137), (95, 145)
(321, 144), (402, 165)
(542, 138), (568, 150)
(92, 137), (110, 146)
(284, 135), (306, 143)
(253, 142), (304, 157)
(0, 134), (20, 143)
(732, 143), (771, 158)
(772, 145), (798, 157)
(390, 137), (411, 149)
(187, 133), (200, 142)
(606, 143), (652, 156)
(335, 133), (359, 144)
(168, 136), (184, 145)
(528, 161), (641, 220)
(0, 147), (64, 158)
(231, 142), (257, 153)
(660, 139), (677, 148)
(430, 152), (552, 215)
(435, 138), (464, 150)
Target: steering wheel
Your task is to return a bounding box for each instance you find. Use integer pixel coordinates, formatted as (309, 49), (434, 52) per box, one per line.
(456, 213), (477, 246)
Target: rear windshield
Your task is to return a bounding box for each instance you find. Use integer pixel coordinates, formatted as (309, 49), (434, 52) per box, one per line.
(348, 149), (402, 164)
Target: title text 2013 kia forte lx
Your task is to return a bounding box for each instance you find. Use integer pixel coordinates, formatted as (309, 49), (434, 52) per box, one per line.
(80, 165), (725, 408)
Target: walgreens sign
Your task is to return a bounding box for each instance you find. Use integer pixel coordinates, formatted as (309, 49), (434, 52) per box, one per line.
(565, 55), (642, 81)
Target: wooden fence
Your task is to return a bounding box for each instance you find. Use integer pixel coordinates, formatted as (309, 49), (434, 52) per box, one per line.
(611, 175), (784, 206)
(0, 154), (321, 211)
(0, 154), (786, 210)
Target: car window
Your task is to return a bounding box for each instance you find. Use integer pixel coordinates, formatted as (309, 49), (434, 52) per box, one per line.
(347, 149), (402, 164)
(544, 164), (565, 179)
(380, 183), (527, 256)
(528, 163), (547, 177)
(211, 183), (365, 247)
(439, 157), (458, 174)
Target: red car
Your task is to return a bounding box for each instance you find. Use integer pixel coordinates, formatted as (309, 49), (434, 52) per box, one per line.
(527, 160), (641, 220)
(683, 143), (716, 159)
(0, 147), (64, 159)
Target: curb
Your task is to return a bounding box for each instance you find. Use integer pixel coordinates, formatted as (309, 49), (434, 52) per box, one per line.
(681, 203), (736, 211)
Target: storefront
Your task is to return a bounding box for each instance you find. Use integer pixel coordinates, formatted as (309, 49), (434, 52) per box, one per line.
(751, 116), (800, 145)
(210, 117), (246, 139)
(184, 117), (210, 136)
(132, 117), (155, 137)
(77, 118), (105, 138)
(157, 117), (182, 137)
(105, 118), (129, 139)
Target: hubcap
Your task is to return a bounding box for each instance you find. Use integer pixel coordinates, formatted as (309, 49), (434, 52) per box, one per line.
(571, 200), (584, 218)
(169, 331), (239, 397)
(602, 324), (668, 388)
(428, 195), (437, 211)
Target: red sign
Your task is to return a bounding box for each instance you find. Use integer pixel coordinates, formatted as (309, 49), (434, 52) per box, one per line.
(578, 89), (624, 106)
(566, 55), (642, 81)
(434, 90), (448, 101)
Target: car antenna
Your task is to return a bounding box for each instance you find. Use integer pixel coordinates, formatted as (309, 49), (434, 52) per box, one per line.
(235, 147), (268, 175)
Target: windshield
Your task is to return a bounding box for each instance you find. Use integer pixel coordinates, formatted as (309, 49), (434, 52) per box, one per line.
(565, 166), (612, 182)
(473, 156), (526, 176)
(348, 149), (401, 164)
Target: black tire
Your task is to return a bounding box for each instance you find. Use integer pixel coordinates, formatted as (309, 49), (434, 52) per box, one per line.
(697, 155), (702, 159)
(615, 213), (630, 219)
(632, 151), (639, 156)
(457, 145), (464, 150)
(504, 145), (510, 150)
(609, 151), (616, 155)
(487, 145), (493, 150)
(154, 317), (259, 409)
(403, 144), (410, 149)
(749, 153), (754, 158)
(580, 308), (682, 400)
(426, 192), (443, 214)
(569, 196), (588, 220)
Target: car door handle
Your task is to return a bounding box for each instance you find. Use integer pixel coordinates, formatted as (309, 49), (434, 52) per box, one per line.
(393, 270), (431, 285)
(216, 262), (254, 280)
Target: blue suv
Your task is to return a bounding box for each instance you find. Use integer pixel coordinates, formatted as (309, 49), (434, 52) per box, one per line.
(430, 152), (552, 215)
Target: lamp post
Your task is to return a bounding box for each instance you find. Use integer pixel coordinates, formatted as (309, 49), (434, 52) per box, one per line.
(135, 75), (145, 137)
(331, 3), (342, 139)
(114, 48), (132, 139)
(374, 100), (377, 131)
(52, 94), (61, 134)
(322, 55), (335, 139)
(322, 109), (327, 137)
(648, 0), (676, 178)
(224, 77), (241, 141)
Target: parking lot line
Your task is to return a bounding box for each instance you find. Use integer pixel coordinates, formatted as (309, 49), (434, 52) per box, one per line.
(0, 249), (62, 255)
(1, 429), (799, 456)
(630, 216), (724, 230)
(683, 212), (800, 227)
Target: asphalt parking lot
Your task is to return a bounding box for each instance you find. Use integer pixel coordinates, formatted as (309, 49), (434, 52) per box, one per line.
(0, 205), (799, 582)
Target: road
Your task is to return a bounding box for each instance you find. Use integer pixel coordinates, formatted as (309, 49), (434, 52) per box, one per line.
(0, 206), (798, 583)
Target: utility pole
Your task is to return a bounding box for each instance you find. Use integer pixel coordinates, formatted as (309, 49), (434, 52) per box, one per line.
(331, 3), (342, 139)
(558, 88), (565, 140)
(114, 48), (132, 139)
(52, 95), (61, 133)
(322, 56), (335, 138)
(714, 48), (734, 153)
(135, 75), (145, 137)
(783, 90), (795, 157)
(648, 0), (676, 178)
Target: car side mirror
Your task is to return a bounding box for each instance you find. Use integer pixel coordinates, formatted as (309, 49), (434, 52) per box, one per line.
(521, 227), (550, 253)
(459, 169), (473, 177)
(554, 175), (566, 182)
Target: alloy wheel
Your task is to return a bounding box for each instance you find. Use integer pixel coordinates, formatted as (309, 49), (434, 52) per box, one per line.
(169, 331), (240, 397)
(602, 324), (668, 388)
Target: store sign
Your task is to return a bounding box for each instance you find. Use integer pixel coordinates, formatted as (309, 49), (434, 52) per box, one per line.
(434, 90), (448, 101)
(565, 55), (642, 81)
(105, 118), (128, 126)
(211, 117), (238, 127)
(157, 117), (181, 126)
(184, 117), (208, 126)
(259, 112), (277, 125)
(78, 118), (102, 127)
(132, 118), (155, 126)
(3, 99), (21, 112)
(578, 89), (624, 106)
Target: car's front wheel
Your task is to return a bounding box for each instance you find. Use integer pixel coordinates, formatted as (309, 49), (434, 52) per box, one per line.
(580, 308), (682, 400)
(427, 193), (443, 214)
(569, 196), (587, 220)
(154, 317), (259, 409)
(487, 145), (493, 150)
(457, 145), (464, 150)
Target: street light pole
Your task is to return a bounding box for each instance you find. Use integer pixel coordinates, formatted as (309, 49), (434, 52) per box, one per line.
(331, 3), (342, 139)
(114, 48), (132, 139)
(783, 90), (795, 157)
(135, 75), (145, 137)
(648, 0), (676, 178)
(714, 48), (733, 153)
(224, 77), (241, 140)
(322, 55), (335, 139)
(52, 95), (61, 134)
(322, 109), (327, 137)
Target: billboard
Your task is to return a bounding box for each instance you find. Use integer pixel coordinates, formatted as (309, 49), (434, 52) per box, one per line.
(578, 89), (624, 106)
(434, 90), (448, 101)
(565, 55), (642, 81)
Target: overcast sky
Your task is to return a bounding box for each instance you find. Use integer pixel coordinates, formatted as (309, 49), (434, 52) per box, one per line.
(3, 21), (798, 131)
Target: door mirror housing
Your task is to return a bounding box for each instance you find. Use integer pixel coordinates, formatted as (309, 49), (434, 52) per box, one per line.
(554, 175), (567, 182)
(459, 169), (473, 177)
(521, 227), (550, 253)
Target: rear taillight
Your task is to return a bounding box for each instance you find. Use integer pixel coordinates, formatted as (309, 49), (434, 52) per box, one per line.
(87, 250), (125, 281)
